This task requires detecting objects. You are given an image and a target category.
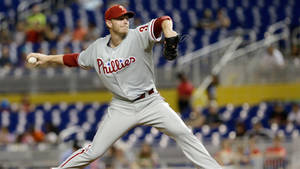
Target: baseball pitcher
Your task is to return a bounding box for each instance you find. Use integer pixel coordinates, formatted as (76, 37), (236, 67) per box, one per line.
(27, 4), (222, 169)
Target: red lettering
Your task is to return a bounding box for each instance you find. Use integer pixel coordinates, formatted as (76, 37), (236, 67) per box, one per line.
(130, 57), (136, 63)
(96, 57), (136, 74)
(97, 59), (103, 74)
(121, 61), (126, 68)
(115, 60), (121, 70)
(110, 60), (116, 72)
(139, 25), (148, 32)
(125, 59), (129, 66)
(107, 64), (113, 73)
(103, 66), (108, 74)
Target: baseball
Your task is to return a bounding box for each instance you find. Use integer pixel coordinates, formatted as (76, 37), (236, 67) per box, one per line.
(28, 57), (37, 64)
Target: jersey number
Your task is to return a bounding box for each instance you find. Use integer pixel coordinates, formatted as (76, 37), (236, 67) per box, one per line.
(139, 25), (148, 32)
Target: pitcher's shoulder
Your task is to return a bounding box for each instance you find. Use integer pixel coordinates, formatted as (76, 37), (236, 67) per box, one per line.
(127, 29), (140, 38)
(96, 36), (110, 43)
(129, 28), (137, 35)
(89, 36), (110, 47)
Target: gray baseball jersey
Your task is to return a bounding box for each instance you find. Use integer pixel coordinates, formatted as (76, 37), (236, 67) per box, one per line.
(78, 19), (160, 101)
(56, 18), (222, 169)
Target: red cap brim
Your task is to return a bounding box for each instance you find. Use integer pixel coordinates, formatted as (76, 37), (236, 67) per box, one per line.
(104, 5), (135, 20)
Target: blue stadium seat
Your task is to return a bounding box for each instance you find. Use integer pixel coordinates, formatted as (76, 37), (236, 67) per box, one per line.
(2, 0), (298, 68)
(1, 101), (300, 141)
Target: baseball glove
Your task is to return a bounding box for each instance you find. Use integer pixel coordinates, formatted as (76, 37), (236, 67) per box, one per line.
(163, 35), (179, 60)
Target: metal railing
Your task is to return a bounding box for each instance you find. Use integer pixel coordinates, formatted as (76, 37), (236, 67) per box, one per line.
(0, 20), (297, 94)
(219, 22), (298, 85)
(175, 37), (235, 86)
(0, 36), (238, 93)
(188, 19), (295, 89)
(1, 138), (300, 169)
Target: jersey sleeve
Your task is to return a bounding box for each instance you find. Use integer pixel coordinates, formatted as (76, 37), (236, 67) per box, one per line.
(77, 40), (98, 69)
(135, 19), (163, 44)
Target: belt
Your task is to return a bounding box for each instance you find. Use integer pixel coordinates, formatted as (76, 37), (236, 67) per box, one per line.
(132, 88), (154, 102)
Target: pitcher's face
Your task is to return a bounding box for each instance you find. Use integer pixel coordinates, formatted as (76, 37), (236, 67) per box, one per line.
(107, 15), (129, 35)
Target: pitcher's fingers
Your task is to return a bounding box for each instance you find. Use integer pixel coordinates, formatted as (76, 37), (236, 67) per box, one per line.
(36, 60), (43, 66)
(31, 60), (41, 67)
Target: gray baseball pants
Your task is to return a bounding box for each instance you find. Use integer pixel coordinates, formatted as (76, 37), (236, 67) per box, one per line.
(56, 93), (222, 169)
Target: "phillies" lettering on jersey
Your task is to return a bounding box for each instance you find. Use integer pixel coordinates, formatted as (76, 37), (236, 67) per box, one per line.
(97, 56), (136, 74)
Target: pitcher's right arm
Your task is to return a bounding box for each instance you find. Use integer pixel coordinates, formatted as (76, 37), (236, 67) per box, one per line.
(26, 53), (79, 67)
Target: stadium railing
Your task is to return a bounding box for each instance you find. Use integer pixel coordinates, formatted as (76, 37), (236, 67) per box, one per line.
(0, 138), (299, 169)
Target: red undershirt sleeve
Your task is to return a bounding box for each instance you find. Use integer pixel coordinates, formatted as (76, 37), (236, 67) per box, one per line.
(153, 16), (171, 38)
(63, 53), (79, 67)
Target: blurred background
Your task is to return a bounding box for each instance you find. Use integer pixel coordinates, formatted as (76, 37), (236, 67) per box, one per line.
(0, 0), (300, 168)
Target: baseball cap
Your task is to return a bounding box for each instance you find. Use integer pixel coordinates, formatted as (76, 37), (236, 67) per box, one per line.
(105, 4), (135, 20)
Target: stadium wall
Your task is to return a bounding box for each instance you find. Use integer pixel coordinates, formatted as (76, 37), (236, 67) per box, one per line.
(1, 82), (299, 111)
(217, 82), (300, 105)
